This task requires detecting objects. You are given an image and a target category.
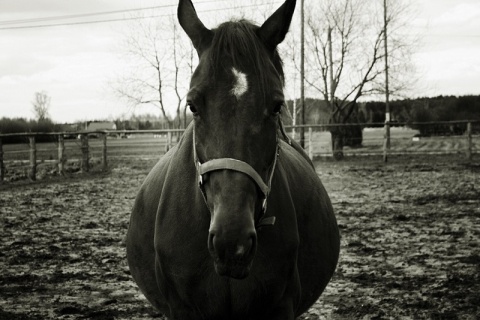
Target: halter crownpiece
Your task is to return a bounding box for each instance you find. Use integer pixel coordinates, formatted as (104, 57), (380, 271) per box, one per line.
(193, 125), (278, 228)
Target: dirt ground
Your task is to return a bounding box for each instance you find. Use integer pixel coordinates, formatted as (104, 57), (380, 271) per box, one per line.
(1, 155), (479, 319)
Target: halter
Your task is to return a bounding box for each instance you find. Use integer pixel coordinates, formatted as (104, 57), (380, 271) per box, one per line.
(193, 125), (278, 229)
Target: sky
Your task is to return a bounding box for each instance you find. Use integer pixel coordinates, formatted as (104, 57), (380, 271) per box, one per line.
(0, 0), (479, 123)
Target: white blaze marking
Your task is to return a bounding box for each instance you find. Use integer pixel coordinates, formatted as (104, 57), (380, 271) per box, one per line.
(231, 67), (248, 99)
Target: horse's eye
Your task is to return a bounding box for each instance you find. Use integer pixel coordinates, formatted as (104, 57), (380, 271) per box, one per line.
(273, 102), (283, 115)
(188, 103), (198, 115)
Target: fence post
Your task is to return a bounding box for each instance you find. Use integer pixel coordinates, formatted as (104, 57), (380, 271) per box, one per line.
(166, 131), (172, 152)
(80, 134), (89, 172)
(308, 127), (313, 160)
(28, 136), (36, 181)
(0, 138), (4, 184)
(102, 133), (108, 171)
(58, 134), (66, 175)
(466, 121), (472, 161)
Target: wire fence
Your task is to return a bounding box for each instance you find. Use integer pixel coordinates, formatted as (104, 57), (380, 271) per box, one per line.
(0, 121), (478, 183)
(289, 120), (479, 160)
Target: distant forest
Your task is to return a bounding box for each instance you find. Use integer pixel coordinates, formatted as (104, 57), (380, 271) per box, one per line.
(285, 95), (480, 125)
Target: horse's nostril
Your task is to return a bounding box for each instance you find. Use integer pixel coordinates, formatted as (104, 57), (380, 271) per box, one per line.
(208, 232), (216, 253)
(208, 230), (227, 260)
(249, 233), (257, 257)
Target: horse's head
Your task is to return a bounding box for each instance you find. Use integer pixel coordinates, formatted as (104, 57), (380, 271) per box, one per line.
(178, 0), (296, 279)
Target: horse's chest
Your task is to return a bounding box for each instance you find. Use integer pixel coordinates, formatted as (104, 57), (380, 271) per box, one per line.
(157, 256), (297, 319)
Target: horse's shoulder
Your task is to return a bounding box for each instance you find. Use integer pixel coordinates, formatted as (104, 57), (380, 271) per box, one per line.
(142, 128), (192, 190)
(141, 147), (174, 192)
(277, 139), (331, 213)
(279, 140), (315, 176)
(278, 132), (314, 165)
(140, 128), (197, 207)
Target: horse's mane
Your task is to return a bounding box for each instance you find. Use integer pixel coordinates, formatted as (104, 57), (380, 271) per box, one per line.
(209, 20), (284, 98)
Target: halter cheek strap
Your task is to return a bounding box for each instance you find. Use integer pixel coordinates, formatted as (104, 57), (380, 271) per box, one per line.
(193, 126), (278, 228)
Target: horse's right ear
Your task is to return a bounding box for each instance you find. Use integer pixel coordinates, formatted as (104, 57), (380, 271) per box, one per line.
(178, 0), (213, 55)
(258, 0), (296, 50)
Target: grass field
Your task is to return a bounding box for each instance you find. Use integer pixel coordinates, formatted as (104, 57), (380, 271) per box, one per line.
(1, 135), (174, 162)
(304, 127), (479, 156)
(1, 155), (479, 319)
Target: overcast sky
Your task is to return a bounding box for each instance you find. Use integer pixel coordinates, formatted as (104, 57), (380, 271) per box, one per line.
(0, 0), (479, 123)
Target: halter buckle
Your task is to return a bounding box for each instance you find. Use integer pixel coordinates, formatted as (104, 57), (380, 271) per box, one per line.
(257, 216), (276, 228)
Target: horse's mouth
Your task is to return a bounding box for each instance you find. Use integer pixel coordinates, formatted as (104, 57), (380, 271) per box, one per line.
(214, 259), (253, 279)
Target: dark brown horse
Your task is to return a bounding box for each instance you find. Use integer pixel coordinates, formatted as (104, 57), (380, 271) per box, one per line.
(126, 0), (340, 318)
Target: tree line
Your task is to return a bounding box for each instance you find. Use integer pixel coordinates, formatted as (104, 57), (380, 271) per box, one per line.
(359, 95), (480, 125)
(0, 112), (192, 144)
(286, 95), (480, 124)
(0, 118), (62, 144)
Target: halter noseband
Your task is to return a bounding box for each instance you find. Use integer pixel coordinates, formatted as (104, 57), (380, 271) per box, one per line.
(193, 125), (278, 229)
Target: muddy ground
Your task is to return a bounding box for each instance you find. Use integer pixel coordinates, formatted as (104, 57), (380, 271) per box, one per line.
(1, 155), (479, 319)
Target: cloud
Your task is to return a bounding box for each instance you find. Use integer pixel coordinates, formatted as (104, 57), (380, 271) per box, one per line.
(434, 3), (480, 24)
(430, 2), (480, 36)
(414, 44), (480, 96)
(0, 55), (55, 78)
(0, 0), (136, 16)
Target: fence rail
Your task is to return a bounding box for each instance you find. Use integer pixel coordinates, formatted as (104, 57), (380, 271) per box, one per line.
(0, 121), (478, 183)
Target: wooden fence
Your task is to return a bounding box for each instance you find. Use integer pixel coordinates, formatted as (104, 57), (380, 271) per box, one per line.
(0, 121), (477, 183)
(0, 129), (183, 183)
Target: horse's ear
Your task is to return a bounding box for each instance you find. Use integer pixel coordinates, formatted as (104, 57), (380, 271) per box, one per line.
(178, 0), (213, 55)
(258, 0), (296, 50)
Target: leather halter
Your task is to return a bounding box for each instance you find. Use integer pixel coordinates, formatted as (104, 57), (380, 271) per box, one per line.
(193, 125), (278, 228)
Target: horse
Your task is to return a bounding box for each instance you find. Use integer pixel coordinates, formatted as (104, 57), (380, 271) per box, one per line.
(126, 0), (340, 318)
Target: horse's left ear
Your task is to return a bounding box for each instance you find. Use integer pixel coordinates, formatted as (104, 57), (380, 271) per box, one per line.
(258, 0), (297, 50)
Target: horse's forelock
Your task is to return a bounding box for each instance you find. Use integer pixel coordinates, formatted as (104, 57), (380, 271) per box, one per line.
(209, 20), (284, 100)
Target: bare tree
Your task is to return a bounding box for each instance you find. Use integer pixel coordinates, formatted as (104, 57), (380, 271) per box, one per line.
(114, 12), (201, 129)
(114, 13), (175, 127)
(113, 11), (180, 126)
(32, 91), (50, 121)
(301, 0), (415, 159)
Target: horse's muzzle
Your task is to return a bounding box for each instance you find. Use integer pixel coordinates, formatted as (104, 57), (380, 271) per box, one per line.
(208, 229), (257, 279)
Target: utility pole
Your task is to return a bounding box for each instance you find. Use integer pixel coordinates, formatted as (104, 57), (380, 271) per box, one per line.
(383, 0), (391, 162)
(299, 0), (305, 148)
